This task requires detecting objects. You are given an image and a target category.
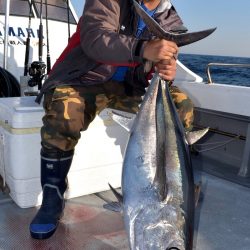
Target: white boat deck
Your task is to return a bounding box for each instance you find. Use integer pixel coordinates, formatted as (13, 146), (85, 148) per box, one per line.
(0, 170), (250, 250)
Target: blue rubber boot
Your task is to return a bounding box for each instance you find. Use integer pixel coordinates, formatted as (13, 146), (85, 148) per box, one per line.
(29, 148), (73, 239)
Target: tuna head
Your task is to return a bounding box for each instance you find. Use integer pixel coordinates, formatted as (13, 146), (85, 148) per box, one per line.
(123, 201), (187, 250)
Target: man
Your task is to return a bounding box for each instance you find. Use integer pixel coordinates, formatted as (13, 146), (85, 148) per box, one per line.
(30, 0), (193, 239)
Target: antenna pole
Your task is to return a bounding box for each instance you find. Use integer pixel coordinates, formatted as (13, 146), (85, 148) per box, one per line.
(45, 0), (51, 73)
(66, 0), (71, 42)
(3, 0), (10, 69)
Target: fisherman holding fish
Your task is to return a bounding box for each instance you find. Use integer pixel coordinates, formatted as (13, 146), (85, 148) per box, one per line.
(30, 0), (194, 240)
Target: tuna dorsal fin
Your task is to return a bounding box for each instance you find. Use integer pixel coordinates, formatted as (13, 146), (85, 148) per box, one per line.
(185, 127), (209, 145)
(108, 110), (135, 132)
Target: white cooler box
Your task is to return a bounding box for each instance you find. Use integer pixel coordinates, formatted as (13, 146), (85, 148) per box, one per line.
(0, 97), (129, 208)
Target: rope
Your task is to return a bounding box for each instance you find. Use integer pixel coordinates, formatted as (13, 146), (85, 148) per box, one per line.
(193, 135), (240, 153)
(0, 67), (20, 97)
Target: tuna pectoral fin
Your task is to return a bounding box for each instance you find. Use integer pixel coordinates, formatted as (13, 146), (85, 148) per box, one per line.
(185, 127), (209, 145)
(103, 183), (123, 213)
(108, 183), (123, 203)
(103, 202), (122, 213)
(108, 109), (135, 132)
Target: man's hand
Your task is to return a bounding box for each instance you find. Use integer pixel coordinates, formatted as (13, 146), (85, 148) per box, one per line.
(143, 39), (178, 63)
(143, 39), (178, 81)
(155, 58), (177, 81)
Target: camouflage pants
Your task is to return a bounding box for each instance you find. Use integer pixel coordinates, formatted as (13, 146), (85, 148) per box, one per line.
(41, 81), (193, 152)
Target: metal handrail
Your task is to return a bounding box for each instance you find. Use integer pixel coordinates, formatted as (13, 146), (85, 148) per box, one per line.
(206, 62), (250, 84)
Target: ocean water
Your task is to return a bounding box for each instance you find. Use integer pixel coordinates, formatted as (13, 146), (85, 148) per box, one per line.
(178, 53), (250, 87)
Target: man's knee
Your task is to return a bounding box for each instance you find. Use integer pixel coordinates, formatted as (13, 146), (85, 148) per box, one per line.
(170, 85), (194, 131)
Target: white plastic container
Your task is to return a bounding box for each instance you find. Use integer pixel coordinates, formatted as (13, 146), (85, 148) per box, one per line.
(0, 97), (129, 208)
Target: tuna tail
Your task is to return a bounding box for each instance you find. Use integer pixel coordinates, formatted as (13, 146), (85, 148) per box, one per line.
(133, 0), (216, 46)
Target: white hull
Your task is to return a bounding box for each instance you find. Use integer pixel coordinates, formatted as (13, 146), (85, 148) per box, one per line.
(176, 60), (250, 117)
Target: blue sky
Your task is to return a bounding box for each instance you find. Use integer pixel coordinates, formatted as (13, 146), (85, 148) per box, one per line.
(71, 0), (250, 58)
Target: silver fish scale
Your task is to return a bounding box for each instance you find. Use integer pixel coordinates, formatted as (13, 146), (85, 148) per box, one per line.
(132, 203), (185, 249)
(121, 75), (193, 250)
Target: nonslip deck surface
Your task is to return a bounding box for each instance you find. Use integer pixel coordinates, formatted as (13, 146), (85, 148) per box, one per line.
(0, 171), (250, 250)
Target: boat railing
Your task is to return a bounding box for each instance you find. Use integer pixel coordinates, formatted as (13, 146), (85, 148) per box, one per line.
(206, 62), (250, 84)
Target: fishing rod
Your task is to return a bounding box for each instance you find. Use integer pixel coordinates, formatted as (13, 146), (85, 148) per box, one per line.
(66, 0), (71, 42)
(28, 0), (46, 91)
(24, 0), (33, 76)
(45, 0), (51, 73)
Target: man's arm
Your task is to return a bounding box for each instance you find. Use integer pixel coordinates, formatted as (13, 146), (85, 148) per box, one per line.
(80, 0), (179, 81)
(80, 0), (144, 65)
(143, 3), (185, 81)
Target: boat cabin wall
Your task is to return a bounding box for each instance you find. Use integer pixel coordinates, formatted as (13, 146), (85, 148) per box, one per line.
(0, 0), (78, 81)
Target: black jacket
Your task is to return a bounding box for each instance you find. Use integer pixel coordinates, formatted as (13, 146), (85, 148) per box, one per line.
(36, 0), (184, 102)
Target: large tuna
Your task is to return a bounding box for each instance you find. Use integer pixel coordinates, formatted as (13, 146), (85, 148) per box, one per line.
(105, 74), (208, 249)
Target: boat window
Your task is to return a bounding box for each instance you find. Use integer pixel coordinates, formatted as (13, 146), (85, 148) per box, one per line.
(0, 0), (33, 17)
(0, 0), (77, 24)
(32, 0), (77, 24)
